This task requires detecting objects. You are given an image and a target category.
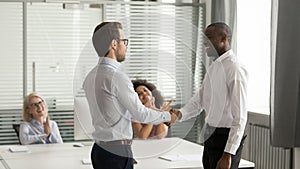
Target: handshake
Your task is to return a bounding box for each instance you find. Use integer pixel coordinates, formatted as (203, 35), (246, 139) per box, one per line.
(165, 109), (181, 126)
(160, 100), (180, 126)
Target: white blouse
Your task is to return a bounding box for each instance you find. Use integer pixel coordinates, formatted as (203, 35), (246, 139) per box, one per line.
(19, 119), (63, 145)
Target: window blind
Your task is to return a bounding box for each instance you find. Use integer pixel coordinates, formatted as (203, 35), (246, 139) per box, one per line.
(0, 2), (23, 144)
(0, 2), (23, 110)
(105, 2), (205, 105)
(0, 1), (102, 144)
(27, 2), (102, 108)
(0, 0), (205, 144)
(104, 1), (206, 143)
(26, 2), (102, 142)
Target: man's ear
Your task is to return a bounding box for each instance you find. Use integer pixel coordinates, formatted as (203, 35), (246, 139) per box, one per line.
(111, 39), (117, 49)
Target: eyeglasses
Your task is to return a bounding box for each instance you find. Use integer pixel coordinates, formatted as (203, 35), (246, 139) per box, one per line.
(30, 100), (44, 108)
(118, 38), (129, 46)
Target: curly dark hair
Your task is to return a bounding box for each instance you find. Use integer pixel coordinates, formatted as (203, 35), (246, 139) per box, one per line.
(132, 79), (164, 108)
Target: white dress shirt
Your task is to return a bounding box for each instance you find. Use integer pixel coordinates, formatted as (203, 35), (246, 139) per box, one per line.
(179, 49), (248, 155)
(19, 119), (63, 145)
(83, 57), (171, 142)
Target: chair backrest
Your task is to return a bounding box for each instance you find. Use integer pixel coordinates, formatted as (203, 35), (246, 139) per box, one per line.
(12, 124), (21, 144)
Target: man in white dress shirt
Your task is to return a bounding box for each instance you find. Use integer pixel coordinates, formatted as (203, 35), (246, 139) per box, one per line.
(171, 22), (248, 169)
(83, 22), (176, 169)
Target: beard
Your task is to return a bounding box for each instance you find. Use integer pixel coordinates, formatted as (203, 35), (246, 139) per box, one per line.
(205, 47), (218, 57)
(116, 54), (125, 62)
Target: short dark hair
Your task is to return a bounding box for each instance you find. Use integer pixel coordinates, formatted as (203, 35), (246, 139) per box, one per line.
(207, 22), (232, 43)
(132, 79), (164, 108)
(92, 22), (123, 57)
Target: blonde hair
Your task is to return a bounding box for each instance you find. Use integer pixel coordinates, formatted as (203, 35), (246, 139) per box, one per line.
(23, 92), (48, 121)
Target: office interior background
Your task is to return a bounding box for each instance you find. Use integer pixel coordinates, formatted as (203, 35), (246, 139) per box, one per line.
(0, 0), (299, 169)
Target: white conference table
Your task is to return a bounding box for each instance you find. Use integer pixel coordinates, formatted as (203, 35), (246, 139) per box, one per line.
(0, 161), (6, 169)
(0, 137), (254, 169)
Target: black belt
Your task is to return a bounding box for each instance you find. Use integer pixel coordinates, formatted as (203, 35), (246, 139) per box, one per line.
(214, 127), (230, 135)
(96, 139), (132, 145)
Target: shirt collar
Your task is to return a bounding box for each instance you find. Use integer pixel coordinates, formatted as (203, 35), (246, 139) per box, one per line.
(215, 49), (234, 62)
(98, 57), (121, 69)
(30, 119), (41, 126)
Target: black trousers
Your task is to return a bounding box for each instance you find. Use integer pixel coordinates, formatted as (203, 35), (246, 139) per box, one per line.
(91, 143), (133, 169)
(202, 127), (246, 169)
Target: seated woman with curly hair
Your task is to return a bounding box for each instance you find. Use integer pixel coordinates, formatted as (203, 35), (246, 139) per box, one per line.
(131, 79), (171, 139)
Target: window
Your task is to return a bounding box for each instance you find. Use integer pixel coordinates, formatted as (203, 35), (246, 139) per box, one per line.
(103, 1), (206, 143)
(0, 1), (102, 144)
(104, 2), (205, 108)
(71, 1), (207, 143)
(27, 3), (102, 109)
(0, 2), (23, 110)
(0, 2), (23, 144)
(237, 0), (271, 115)
(0, 0), (205, 144)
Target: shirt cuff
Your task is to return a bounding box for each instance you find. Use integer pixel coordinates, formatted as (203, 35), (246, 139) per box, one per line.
(224, 143), (239, 155)
(178, 108), (186, 122)
(164, 111), (171, 121)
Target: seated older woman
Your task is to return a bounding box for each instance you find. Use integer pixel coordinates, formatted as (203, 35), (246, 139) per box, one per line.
(19, 92), (63, 145)
(131, 79), (171, 139)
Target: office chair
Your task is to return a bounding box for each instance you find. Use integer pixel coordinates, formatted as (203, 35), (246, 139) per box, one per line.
(12, 124), (21, 144)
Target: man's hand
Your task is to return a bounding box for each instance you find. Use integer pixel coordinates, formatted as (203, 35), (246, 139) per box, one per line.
(216, 152), (231, 169)
(165, 109), (181, 126)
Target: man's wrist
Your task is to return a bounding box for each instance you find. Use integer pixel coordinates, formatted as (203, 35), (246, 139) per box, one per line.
(173, 110), (182, 120)
(222, 152), (232, 159)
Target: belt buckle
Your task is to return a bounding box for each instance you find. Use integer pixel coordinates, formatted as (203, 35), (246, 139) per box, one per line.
(121, 139), (132, 145)
(97, 139), (132, 145)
